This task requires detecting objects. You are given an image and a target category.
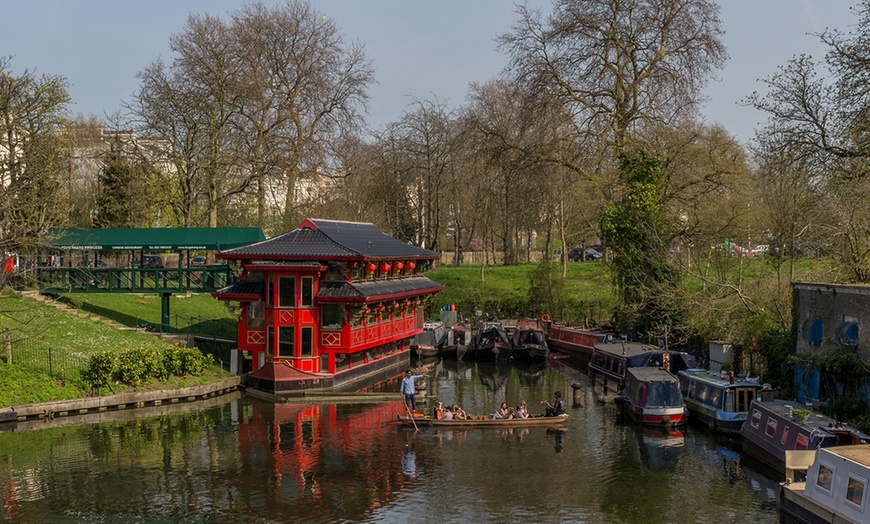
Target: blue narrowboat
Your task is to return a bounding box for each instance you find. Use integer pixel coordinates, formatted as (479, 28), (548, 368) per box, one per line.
(677, 369), (763, 434)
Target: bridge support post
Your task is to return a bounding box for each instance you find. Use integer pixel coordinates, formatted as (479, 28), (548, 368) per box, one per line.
(161, 292), (171, 333)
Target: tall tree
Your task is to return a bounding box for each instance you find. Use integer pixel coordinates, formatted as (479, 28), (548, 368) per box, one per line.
(128, 0), (373, 232)
(499, 0), (726, 150)
(0, 57), (71, 256)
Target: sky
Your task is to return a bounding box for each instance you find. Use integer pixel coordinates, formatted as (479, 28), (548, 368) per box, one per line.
(0, 0), (860, 145)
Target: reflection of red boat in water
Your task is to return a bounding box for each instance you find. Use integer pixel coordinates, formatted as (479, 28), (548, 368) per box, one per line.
(237, 399), (415, 521)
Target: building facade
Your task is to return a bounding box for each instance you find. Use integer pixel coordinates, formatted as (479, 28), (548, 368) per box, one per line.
(213, 218), (443, 393)
(793, 282), (869, 355)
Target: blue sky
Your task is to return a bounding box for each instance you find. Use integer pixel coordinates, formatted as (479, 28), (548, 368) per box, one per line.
(0, 0), (858, 144)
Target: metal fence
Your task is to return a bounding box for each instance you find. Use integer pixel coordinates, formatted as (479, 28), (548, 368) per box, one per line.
(6, 337), (88, 385)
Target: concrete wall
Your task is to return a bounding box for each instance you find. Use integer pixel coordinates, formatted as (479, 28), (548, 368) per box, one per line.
(793, 282), (870, 357)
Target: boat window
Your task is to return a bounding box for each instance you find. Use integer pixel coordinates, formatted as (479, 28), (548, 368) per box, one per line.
(301, 326), (313, 357)
(639, 383), (648, 404)
(846, 475), (867, 510)
(278, 326), (294, 357)
(750, 409), (761, 429)
(322, 304), (344, 330)
(816, 463), (835, 493)
(709, 388), (721, 408)
(664, 381), (681, 407)
(247, 300), (265, 329)
(278, 276), (295, 307)
(301, 276), (314, 307)
(766, 418), (778, 438)
(781, 426), (790, 445)
(796, 433), (809, 450)
(735, 388), (755, 412)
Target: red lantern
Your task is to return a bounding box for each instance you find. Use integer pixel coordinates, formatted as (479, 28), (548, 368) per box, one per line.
(405, 300), (411, 308)
(380, 262), (391, 273)
(394, 262), (404, 273)
(378, 305), (386, 313)
(366, 263), (377, 273)
(407, 262), (416, 271)
(364, 308), (371, 315)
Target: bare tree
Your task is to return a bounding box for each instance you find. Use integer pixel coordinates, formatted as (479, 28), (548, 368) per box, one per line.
(128, 0), (374, 232)
(499, 0), (726, 149)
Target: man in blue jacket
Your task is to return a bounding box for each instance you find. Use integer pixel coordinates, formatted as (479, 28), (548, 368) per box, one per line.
(401, 369), (424, 413)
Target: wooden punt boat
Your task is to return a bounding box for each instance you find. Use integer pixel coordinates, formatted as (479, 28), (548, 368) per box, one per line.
(396, 413), (569, 428)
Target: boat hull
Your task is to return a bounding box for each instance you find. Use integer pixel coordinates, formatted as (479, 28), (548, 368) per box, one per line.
(397, 413), (569, 428)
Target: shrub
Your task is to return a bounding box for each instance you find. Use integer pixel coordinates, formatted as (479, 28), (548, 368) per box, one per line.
(163, 346), (210, 377)
(85, 350), (116, 387)
(116, 346), (162, 386)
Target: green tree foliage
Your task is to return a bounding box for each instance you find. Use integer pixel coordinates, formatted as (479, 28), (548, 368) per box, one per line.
(600, 149), (685, 343)
(95, 147), (161, 228)
(0, 57), (71, 255)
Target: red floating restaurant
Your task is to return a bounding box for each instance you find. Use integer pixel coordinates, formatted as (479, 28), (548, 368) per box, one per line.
(212, 218), (443, 394)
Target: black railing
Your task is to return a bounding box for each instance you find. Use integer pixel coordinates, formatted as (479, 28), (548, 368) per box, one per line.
(36, 266), (233, 294)
(6, 337), (88, 386)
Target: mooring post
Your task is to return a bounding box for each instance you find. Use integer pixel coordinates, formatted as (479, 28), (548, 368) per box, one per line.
(5, 327), (10, 364)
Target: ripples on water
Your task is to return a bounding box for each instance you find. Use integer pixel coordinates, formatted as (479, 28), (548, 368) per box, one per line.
(0, 359), (779, 523)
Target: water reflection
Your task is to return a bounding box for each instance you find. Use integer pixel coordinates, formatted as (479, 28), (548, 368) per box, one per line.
(0, 358), (781, 523)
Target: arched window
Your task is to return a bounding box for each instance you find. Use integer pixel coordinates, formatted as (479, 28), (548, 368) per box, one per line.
(803, 317), (823, 347)
(837, 322), (859, 348)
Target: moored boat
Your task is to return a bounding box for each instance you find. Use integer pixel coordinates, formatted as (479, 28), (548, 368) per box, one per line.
(468, 320), (512, 361)
(741, 394), (869, 475)
(588, 341), (697, 396)
(619, 367), (687, 429)
(396, 413), (569, 428)
(442, 320), (472, 359)
(780, 444), (870, 524)
(411, 320), (447, 358)
(677, 369), (763, 434)
(510, 318), (549, 362)
(545, 324), (622, 367)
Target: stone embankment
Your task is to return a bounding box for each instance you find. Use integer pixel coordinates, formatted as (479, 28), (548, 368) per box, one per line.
(0, 376), (241, 427)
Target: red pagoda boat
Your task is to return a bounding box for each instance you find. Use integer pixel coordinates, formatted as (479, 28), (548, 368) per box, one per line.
(212, 219), (443, 395)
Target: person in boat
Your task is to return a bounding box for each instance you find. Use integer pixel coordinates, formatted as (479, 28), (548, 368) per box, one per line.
(492, 402), (510, 419)
(515, 401), (529, 419)
(541, 391), (566, 417)
(452, 404), (469, 420)
(401, 369), (424, 413)
(440, 405), (455, 420)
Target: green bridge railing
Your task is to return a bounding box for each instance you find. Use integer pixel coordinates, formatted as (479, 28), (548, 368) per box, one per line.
(37, 266), (233, 294)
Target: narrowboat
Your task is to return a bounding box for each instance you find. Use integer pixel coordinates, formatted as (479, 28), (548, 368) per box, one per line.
(411, 320), (447, 358)
(740, 394), (869, 474)
(468, 321), (512, 361)
(619, 367), (687, 429)
(780, 445), (870, 524)
(442, 320), (472, 360)
(677, 369), (763, 434)
(510, 318), (549, 362)
(545, 324), (623, 366)
(587, 341), (697, 396)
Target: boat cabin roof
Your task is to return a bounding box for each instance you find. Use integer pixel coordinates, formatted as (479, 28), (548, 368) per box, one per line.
(826, 445), (870, 465)
(627, 367), (679, 383)
(679, 368), (763, 389)
(753, 400), (870, 439)
(593, 341), (662, 358)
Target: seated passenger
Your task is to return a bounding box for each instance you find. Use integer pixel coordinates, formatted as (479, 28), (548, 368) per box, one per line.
(515, 401), (529, 419)
(453, 404), (468, 420)
(541, 391), (566, 417)
(440, 406), (455, 420)
(492, 401), (510, 419)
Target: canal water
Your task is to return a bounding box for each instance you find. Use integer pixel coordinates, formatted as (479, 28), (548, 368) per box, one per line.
(0, 358), (780, 523)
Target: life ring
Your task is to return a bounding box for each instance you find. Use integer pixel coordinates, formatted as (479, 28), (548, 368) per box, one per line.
(541, 313), (551, 323)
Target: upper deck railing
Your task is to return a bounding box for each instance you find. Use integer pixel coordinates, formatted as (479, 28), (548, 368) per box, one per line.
(37, 265), (233, 294)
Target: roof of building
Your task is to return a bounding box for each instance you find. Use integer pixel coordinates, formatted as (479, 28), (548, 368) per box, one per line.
(218, 219), (439, 262)
(316, 276), (443, 302)
(41, 228), (266, 251)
